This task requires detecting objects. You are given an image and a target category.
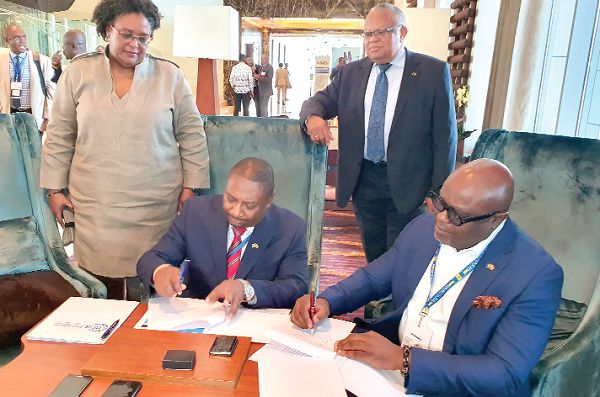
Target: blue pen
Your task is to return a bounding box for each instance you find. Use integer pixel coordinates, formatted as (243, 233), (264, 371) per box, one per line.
(100, 319), (119, 341)
(179, 259), (190, 284)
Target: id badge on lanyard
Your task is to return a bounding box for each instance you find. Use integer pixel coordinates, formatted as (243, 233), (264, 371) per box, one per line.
(11, 81), (22, 98)
(402, 321), (433, 349)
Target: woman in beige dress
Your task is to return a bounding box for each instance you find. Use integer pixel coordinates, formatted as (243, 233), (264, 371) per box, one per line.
(41, 0), (209, 300)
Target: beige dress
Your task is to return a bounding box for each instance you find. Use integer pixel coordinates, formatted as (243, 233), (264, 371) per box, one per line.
(40, 52), (209, 277)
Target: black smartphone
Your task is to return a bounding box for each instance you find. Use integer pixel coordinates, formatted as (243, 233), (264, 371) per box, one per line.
(100, 380), (142, 397)
(209, 335), (238, 356)
(48, 374), (92, 397)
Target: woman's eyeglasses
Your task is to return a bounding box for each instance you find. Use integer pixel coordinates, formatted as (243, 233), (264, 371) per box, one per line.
(110, 26), (151, 46)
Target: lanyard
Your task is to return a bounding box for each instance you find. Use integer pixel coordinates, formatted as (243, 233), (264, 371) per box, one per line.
(418, 245), (488, 326)
(228, 233), (252, 257)
(11, 55), (23, 82)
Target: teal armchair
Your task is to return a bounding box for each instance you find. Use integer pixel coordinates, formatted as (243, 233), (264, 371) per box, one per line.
(0, 114), (105, 358)
(471, 129), (600, 396)
(200, 116), (327, 292)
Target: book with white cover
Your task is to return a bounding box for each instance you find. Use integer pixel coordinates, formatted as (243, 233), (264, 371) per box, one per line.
(263, 318), (355, 359)
(26, 297), (138, 344)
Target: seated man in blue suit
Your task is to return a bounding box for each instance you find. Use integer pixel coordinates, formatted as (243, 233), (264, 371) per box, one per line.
(291, 159), (563, 397)
(138, 157), (309, 317)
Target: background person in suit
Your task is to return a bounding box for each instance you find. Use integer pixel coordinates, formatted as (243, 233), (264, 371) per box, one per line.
(300, 3), (457, 263)
(275, 63), (291, 105)
(50, 29), (87, 83)
(254, 53), (273, 117)
(0, 24), (55, 132)
(138, 158), (309, 317)
(291, 159), (563, 397)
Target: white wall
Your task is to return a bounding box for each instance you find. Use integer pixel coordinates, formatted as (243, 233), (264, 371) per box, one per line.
(54, 0), (224, 97)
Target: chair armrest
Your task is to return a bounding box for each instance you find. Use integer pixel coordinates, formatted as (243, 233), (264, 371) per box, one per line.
(532, 279), (600, 396)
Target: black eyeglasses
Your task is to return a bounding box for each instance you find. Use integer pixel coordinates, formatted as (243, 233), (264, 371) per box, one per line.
(428, 188), (500, 226)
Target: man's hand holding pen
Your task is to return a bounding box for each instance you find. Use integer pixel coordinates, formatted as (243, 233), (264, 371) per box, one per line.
(290, 293), (330, 330)
(153, 265), (187, 297)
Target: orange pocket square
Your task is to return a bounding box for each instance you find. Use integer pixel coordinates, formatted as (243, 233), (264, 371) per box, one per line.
(472, 295), (502, 309)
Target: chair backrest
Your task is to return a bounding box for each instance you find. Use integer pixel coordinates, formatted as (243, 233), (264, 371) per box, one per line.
(0, 115), (35, 221)
(200, 116), (327, 291)
(471, 129), (600, 305)
(0, 113), (105, 297)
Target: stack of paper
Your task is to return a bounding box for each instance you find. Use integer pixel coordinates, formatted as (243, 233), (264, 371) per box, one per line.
(26, 297), (138, 344)
(252, 318), (408, 397)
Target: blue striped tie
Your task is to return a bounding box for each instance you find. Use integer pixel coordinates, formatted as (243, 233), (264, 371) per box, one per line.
(366, 63), (392, 163)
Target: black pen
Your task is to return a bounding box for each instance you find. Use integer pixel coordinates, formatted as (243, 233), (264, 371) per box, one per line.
(100, 319), (120, 341)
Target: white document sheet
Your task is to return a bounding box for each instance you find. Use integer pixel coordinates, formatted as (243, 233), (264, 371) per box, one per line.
(249, 341), (311, 362)
(135, 299), (292, 342)
(26, 297), (138, 344)
(146, 297), (225, 331)
(336, 356), (408, 397)
(205, 308), (290, 343)
(263, 318), (355, 359)
(257, 347), (347, 397)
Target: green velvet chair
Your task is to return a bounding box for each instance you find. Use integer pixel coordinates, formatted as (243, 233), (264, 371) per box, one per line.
(200, 116), (327, 292)
(471, 129), (600, 396)
(0, 113), (106, 364)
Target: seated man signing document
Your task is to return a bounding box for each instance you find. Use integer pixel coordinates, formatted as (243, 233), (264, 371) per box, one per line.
(291, 159), (563, 397)
(138, 158), (308, 316)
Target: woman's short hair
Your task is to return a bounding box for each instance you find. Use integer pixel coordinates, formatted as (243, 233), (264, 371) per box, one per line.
(92, 0), (162, 40)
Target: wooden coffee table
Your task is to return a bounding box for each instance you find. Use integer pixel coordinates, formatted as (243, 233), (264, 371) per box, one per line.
(0, 305), (260, 396)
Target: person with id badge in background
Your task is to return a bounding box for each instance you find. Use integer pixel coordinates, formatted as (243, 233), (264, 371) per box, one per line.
(291, 159), (563, 397)
(0, 24), (55, 133)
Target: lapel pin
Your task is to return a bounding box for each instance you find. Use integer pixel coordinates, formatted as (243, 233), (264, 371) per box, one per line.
(252, 243), (259, 249)
(411, 72), (417, 77)
(486, 263), (496, 271)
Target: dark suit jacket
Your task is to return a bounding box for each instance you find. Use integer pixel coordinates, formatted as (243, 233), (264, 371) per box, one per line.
(321, 214), (563, 396)
(137, 195), (309, 309)
(300, 49), (457, 213)
(256, 63), (274, 97)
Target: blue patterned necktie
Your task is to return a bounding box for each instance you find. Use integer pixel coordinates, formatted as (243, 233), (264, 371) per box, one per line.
(13, 54), (22, 81)
(366, 63), (392, 163)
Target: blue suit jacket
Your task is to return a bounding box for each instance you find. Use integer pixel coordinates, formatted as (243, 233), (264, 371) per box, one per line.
(137, 195), (309, 308)
(300, 49), (457, 213)
(321, 214), (563, 396)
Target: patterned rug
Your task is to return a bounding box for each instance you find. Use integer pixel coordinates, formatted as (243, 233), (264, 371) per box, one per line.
(319, 210), (368, 321)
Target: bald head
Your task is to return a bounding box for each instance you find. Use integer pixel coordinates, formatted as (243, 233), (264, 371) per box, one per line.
(445, 159), (514, 213)
(228, 157), (275, 199)
(63, 29), (87, 60)
(434, 159), (513, 250)
(4, 24), (27, 54)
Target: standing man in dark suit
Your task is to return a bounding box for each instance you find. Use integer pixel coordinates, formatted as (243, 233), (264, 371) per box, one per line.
(255, 54), (274, 117)
(300, 4), (457, 262)
(137, 158), (309, 317)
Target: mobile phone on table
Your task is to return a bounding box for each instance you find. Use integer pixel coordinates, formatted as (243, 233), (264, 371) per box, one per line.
(209, 335), (238, 356)
(48, 374), (92, 397)
(100, 380), (142, 397)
